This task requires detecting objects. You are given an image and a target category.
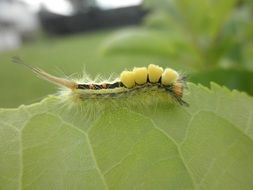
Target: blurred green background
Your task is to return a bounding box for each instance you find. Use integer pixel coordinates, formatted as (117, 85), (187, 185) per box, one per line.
(0, 0), (253, 108)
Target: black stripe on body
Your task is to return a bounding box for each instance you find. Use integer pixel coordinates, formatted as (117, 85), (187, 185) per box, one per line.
(108, 82), (122, 89)
(77, 82), (122, 90)
(77, 84), (90, 89)
(78, 83), (165, 99)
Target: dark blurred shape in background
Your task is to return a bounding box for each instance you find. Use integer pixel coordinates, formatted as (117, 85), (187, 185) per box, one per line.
(39, 0), (147, 34)
(0, 0), (146, 52)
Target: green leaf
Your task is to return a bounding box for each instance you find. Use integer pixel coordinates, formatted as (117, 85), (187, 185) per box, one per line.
(100, 28), (201, 71)
(190, 68), (253, 96)
(101, 29), (182, 57)
(1, 83), (253, 190)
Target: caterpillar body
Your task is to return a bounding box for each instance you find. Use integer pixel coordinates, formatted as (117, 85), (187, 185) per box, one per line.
(13, 57), (188, 110)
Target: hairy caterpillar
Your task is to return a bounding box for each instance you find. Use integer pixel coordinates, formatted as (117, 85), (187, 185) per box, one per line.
(12, 57), (188, 113)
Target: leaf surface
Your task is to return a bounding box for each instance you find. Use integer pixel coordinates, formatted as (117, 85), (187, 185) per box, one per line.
(0, 83), (253, 190)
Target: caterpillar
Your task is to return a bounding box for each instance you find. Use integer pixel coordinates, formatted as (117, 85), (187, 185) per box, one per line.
(12, 57), (188, 110)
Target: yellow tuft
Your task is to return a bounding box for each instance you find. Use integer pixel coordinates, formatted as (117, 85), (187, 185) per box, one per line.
(133, 67), (148, 85)
(120, 71), (135, 88)
(161, 68), (179, 85)
(147, 64), (163, 83)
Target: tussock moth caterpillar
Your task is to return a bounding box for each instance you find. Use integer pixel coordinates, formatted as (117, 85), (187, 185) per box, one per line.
(12, 57), (188, 113)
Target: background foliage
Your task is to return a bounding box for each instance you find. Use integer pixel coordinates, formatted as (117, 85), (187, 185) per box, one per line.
(0, 0), (253, 107)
